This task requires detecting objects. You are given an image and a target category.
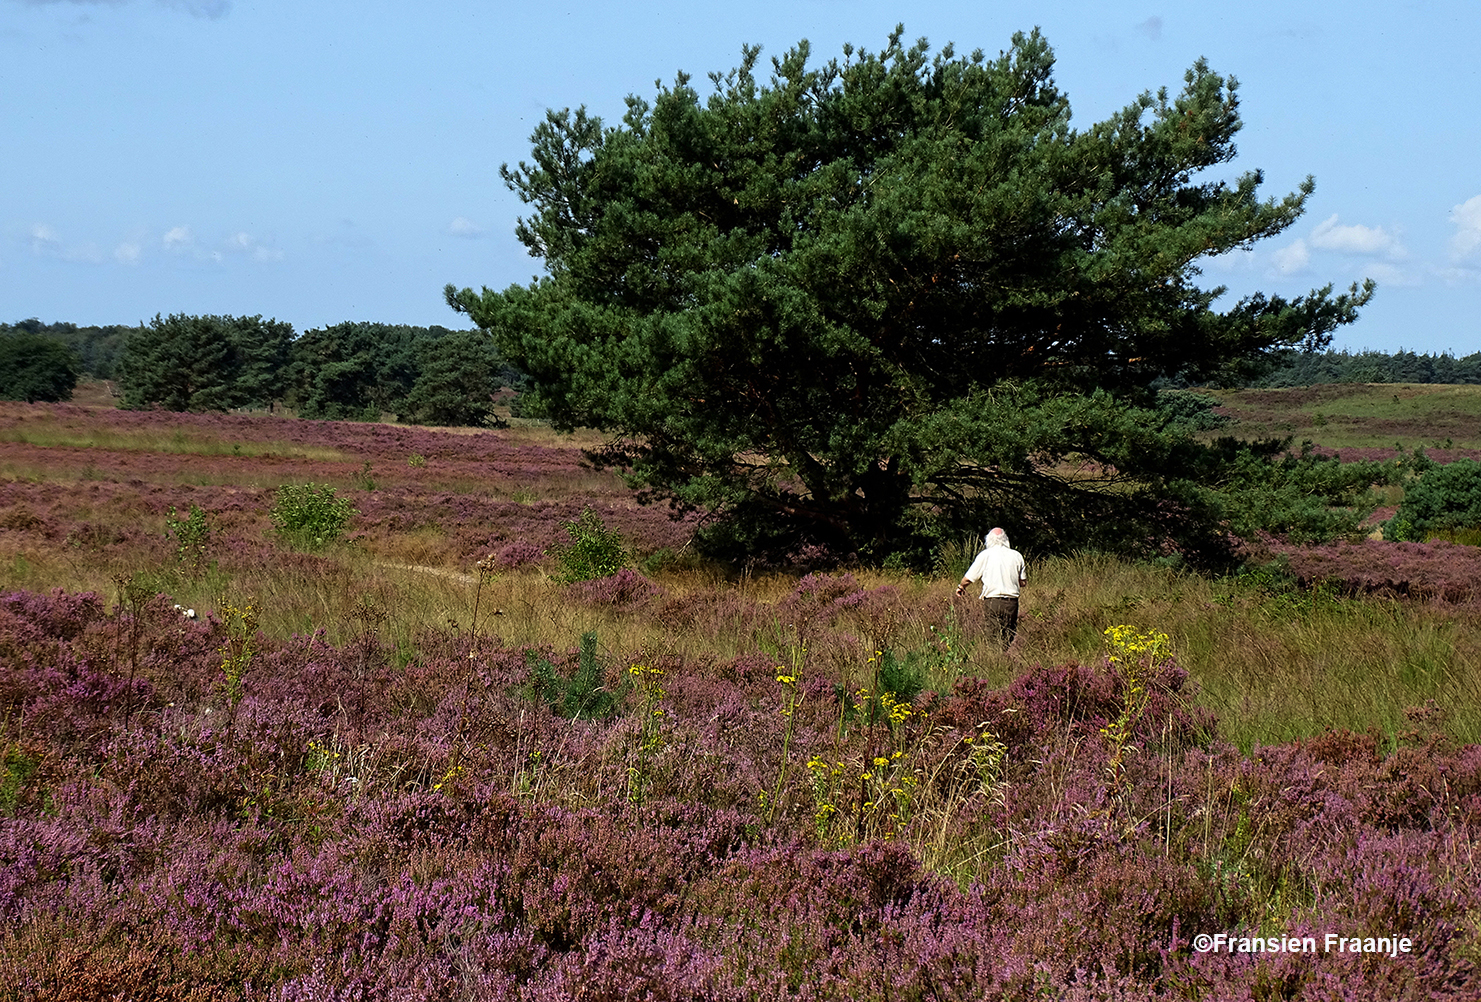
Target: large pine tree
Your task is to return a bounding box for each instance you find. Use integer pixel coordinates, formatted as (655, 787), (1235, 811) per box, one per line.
(447, 28), (1374, 562)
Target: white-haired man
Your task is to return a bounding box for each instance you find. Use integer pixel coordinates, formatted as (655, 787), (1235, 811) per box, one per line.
(955, 527), (1027, 649)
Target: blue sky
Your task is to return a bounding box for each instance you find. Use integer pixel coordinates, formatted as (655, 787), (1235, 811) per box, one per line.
(4, 0), (1478, 355)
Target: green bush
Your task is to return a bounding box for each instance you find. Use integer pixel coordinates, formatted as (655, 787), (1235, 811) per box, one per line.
(550, 508), (627, 582)
(1212, 443), (1393, 543)
(1386, 459), (1481, 541)
(164, 504), (213, 576)
(270, 483), (358, 549)
(1155, 389), (1230, 432)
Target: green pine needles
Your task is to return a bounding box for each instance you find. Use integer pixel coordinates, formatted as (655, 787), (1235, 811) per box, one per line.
(448, 25), (1376, 565)
(527, 631), (619, 720)
(447, 25), (1374, 562)
(1387, 458), (1481, 542)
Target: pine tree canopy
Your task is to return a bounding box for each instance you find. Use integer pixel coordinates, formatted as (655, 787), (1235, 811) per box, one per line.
(0, 331), (81, 404)
(118, 314), (293, 413)
(446, 27), (1375, 563)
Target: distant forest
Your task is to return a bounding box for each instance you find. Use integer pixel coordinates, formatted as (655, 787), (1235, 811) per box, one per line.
(0, 316), (529, 427)
(1, 318), (132, 381)
(1248, 348), (1481, 387)
(4, 318), (1478, 422)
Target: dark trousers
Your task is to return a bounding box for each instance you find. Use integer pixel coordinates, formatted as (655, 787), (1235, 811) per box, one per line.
(982, 597), (1019, 649)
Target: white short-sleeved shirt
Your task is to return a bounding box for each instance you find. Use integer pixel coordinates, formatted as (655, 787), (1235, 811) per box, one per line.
(962, 547), (1026, 599)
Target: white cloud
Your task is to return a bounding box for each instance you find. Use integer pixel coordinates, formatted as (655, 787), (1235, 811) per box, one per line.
(162, 225), (193, 251)
(162, 224), (282, 263)
(30, 223), (61, 255)
(224, 231), (283, 262)
(1308, 214), (1402, 257)
(24, 222), (279, 268)
(29, 223), (101, 263)
(448, 216), (484, 238)
(1360, 261), (1420, 287)
(1449, 194), (1481, 261)
(1271, 239), (1310, 275)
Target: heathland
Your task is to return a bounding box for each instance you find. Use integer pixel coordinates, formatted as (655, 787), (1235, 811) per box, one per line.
(0, 384), (1478, 999)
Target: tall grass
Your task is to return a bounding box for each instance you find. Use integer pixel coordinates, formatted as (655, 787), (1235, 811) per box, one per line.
(5, 509), (1475, 749)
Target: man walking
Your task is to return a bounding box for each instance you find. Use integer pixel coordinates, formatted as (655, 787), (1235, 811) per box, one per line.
(955, 527), (1027, 650)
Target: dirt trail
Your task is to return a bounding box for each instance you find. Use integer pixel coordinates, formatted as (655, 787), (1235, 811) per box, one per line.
(379, 562), (477, 585)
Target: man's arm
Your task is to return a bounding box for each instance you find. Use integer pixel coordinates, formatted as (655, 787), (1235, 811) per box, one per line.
(957, 551), (988, 597)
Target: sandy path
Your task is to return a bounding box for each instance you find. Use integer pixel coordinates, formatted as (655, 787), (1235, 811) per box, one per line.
(379, 562), (478, 585)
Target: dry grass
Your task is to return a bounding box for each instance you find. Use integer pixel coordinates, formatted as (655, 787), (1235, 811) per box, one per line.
(6, 508), (1479, 749)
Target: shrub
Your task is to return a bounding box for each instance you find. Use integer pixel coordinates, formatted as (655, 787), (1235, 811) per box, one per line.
(875, 647), (928, 705)
(0, 331), (81, 403)
(1156, 389), (1230, 432)
(1387, 458), (1481, 541)
(549, 508), (627, 583)
(164, 504), (213, 576)
(1215, 444), (1392, 543)
(270, 483), (358, 549)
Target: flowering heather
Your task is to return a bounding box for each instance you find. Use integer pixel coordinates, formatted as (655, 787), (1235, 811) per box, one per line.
(492, 540), (544, 570)
(1254, 536), (1481, 606)
(568, 568), (663, 608)
(0, 404), (700, 570)
(3, 397), (1481, 996)
(0, 588), (1476, 999)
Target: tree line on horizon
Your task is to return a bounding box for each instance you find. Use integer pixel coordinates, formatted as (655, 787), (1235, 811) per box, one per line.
(7, 317), (1478, 405)
(1248, 347), (1481, 387)
(5, 317), (1478, 412)
(0, 316), (528, 428)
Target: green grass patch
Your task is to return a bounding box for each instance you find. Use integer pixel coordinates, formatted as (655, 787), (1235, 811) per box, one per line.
(0, 422), (348, 461)
(1213, 383), (1481, 450)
